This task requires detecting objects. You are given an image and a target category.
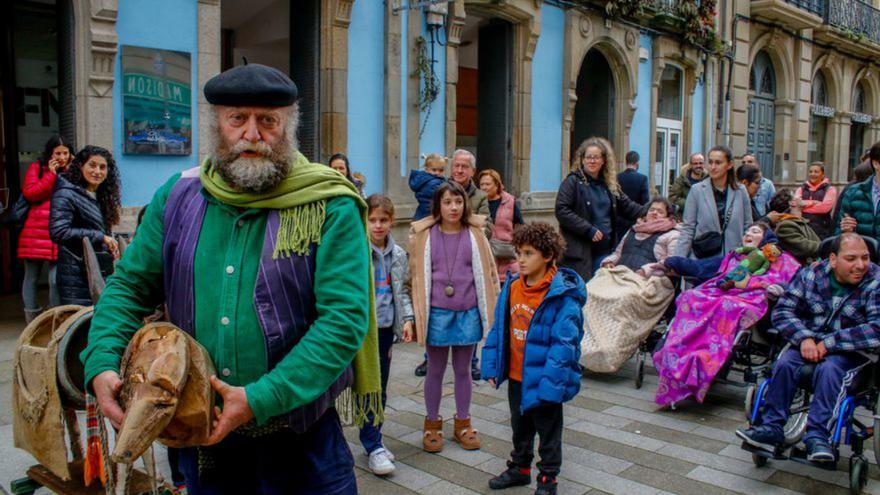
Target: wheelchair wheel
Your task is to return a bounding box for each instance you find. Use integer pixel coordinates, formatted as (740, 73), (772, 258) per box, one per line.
(635, 352), (645, 390)
(752, 453), (768, 467)
(849, 455), (868, 495)
(783, 390), (811, 446)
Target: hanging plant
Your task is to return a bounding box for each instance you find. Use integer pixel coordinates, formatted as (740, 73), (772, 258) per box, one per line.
(413, 36), (440, 112)
(605, 0), (644, 18)
(412, 35), (441, 139)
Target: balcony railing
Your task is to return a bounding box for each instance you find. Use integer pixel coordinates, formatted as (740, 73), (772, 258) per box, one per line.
(784, 0), (825, 17)
(827, 0), (880, 45)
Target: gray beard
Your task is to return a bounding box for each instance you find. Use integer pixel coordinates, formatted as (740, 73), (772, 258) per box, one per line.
(215, 156), (290, 193)
(212, 139), (293, 193)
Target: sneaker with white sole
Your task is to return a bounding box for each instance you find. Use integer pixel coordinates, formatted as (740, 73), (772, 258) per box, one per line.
(368, 447), (396, 476)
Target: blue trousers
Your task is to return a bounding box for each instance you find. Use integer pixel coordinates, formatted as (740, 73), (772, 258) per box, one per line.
(760, 348), (869, 443)
(178, 408), (357, 495)
(359, 327), (394, 454)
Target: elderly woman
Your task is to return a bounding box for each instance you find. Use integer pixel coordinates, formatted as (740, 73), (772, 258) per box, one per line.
(555, 137), (642, 282)
(478, 169), (524, 282)
(653, 223), (801, 406)
(794, 162), (837, 239)
(582, 197), (681, 372)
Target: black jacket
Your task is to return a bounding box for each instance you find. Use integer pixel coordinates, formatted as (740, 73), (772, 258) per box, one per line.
(555, 170), (643, 281)
(616, 168), (650, 234)
(49, 177), (108, 305)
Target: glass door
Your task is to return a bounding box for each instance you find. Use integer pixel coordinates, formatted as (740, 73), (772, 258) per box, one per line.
(655, 118), (682, 197)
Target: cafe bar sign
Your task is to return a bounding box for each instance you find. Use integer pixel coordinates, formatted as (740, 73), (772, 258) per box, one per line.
(121, 45), (192, 156)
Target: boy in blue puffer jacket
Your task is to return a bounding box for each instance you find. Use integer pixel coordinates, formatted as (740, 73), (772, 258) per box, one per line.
(482, 222), (586, 495)
(408, 153), (447, 220)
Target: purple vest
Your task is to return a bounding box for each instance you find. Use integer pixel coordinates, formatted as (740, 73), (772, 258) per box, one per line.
(162, 170), (351, 433)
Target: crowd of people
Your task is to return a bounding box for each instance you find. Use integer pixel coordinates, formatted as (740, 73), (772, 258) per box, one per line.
(9, 61), (880, 495)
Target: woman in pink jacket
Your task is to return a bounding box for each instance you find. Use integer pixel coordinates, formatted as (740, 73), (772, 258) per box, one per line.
(17, 135), (71, 321)
(794, 162), (837, 239)
(478, 169), (524, 282)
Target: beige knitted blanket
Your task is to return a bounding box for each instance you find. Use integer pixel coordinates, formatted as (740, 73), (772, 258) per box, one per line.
(581, 266), (675, 372)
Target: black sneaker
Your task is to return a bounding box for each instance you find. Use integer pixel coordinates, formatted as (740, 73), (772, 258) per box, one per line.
(736, 425), (784, 452)
(488, 463), (531, 490)
(471, 362), (481, 381)
(805, 438), (835, 463)
(535, 474), (557, 495)
(414, 359), (427, 377)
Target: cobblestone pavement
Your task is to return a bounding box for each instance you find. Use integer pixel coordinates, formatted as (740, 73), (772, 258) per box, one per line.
(347, 342), (880, 495)
(2, 296), (879, 494)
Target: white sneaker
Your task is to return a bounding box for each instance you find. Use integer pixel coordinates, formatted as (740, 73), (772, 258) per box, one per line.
(368, 447), (396, 476)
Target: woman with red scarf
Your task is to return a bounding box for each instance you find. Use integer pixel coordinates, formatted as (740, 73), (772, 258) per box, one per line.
(794, 162), (837, 239)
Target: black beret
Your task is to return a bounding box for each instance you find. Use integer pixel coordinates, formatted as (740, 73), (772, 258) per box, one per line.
(204, 63), (298, 107)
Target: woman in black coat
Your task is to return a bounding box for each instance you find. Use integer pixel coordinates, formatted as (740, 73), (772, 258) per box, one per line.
(555, 137), (643, 282)
(49, 145), (121, 305)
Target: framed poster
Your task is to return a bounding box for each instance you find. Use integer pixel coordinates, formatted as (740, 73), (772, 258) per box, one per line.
(121, 45), (192, 155)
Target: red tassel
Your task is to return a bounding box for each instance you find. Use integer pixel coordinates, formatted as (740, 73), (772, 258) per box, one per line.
(83, 436), (106, 487)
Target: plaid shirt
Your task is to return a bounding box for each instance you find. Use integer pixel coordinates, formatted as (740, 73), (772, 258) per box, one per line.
(772, 260), (880, 352)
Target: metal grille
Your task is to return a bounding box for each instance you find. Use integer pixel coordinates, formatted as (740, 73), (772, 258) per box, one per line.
(828, 0), (880, 45)
(784, 0), (826, 16)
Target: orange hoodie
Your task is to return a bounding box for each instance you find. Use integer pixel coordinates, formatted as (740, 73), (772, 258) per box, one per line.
(508, 266), (557, 382)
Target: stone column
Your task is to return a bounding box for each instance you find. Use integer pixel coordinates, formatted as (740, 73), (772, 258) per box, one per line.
(320, 0), (354, 163)
(728, 0), (751, 155)
(197, 0), (221, 162)
(791, 30), (813, 185)
(384, 3), (407, 206)
(76, 0), (118, 150)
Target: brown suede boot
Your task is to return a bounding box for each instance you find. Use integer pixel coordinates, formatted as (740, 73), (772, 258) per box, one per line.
(454, 416), (480, 450)
(423, 416), (444, 453)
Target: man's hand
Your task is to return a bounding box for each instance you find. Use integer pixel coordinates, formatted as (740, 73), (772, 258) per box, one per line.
(816, 341), (828, 361)
(800, 339), (820, 362)
(203, 376), (254, 446)
(841, 214), (858, 233)
(92, 370), (125, 428)
(592, 230), (604, 242)
(487, 378), (496, 388)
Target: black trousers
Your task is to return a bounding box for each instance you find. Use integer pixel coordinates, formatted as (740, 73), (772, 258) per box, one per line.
(508, 380), (563, 477)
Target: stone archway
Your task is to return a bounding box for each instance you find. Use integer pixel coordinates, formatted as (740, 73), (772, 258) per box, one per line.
(563, 20), (638, 174)
(445, 0), (540, 195)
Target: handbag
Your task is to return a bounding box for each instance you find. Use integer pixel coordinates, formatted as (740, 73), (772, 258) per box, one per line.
(9, 195), (31, 227)
(692, 195), (735, 259)
(490, 239), (516, 260)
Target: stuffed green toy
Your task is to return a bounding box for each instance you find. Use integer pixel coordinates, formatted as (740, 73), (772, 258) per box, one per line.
(716, 244), (781, 290)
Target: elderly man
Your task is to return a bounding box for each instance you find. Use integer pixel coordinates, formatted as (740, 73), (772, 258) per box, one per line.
(81, 64), (379, 494)
(450, 149), (492, 234)
(737, 233), (880, 462)
(742, 154), (775, 217)
(669, 152), (705, 213)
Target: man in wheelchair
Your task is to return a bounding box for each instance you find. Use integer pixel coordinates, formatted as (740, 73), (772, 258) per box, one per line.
(736, 233), (880, 462)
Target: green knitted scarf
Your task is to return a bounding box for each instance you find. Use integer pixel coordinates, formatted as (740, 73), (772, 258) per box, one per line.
(200, 152), (382, 426)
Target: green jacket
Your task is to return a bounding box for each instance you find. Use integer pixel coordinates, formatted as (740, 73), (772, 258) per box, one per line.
(669, 170), (701, 212)
(775, 216), (820, 265)
(81, 174), (370, 424)
(833, 176), (879, 240)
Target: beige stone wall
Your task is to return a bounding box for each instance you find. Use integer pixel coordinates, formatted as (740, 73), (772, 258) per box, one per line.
(725, 2), (880, 188)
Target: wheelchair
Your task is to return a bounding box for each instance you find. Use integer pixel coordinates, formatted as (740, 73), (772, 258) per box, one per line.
(740, 234), (880, 495)
(634, 275), (782, 393)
